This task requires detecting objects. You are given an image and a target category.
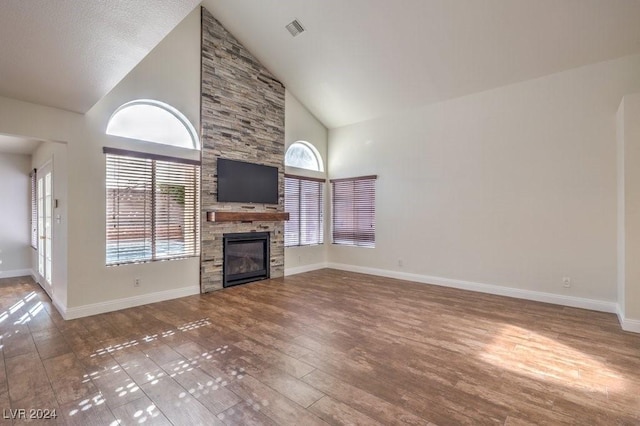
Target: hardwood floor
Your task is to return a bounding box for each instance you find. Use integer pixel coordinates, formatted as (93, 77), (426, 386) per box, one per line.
(1, 269), (639, 425)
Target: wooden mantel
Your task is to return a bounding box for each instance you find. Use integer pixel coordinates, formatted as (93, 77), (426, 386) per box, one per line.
(206, 211), (290, 223)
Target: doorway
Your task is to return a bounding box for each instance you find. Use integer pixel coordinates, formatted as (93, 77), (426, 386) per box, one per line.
(37, 161), (53, 297)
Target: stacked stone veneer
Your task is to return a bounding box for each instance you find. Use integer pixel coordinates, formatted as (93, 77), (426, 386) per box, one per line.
(200, 8), (286, 293)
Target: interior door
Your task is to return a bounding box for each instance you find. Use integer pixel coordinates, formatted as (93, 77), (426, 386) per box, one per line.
(37, 162), (53, 297)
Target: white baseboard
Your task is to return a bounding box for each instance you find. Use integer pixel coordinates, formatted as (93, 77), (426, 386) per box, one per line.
(285, 262), (328, 277)
(326, 263), (618, 314)
(620, 318), (640, 333)
(0, 268), (33, 279)
(617, 305), (640, 333)
(59, 286), (200, 320)
(616, 306), (625, 326)
(52, 294), (67, 318)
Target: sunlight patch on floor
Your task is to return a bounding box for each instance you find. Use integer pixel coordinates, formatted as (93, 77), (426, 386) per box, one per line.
(89, 318), (211, 357)
(68, 393), (106, 416)
(0, 291), (45, 326)
(125, 404), (162, 424)
(479, 324), (627, 394)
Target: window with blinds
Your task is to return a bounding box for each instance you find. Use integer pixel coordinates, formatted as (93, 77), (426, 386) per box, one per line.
(104, 148), (200, 266)
(30, 169), (37, 249)
(331, 175), (377, 247)
(285, 175), (324, 247)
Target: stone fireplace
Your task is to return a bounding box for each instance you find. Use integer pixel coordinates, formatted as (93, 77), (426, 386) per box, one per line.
(199, 7), (286, 293)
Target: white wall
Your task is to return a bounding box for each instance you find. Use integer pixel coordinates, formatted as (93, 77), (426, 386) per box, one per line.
(617, 93), (640, 330)
(0, 98), (77, 312)
(0, 7), (201, 318)
(616, 100), (626, 320)
(0, 153), (32, 277)
(328, 54), (640, 306)
(284, 90), (329, 273)
(72, 7), (201, 312)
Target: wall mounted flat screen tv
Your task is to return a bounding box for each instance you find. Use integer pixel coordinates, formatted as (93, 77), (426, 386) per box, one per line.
(217, 158), (279, 204)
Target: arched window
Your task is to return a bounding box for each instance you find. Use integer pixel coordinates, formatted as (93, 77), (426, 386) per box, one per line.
(106, 99), (199, 150)
(285, 141), (323, 171)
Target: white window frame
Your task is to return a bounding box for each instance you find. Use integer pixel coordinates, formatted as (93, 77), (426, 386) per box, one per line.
(331, 175), (377, 248)
(285, 175), (325, 247)
(285, 141), (324, 172)
(104, 148), (200, 266)
(106, 99), (200, 150)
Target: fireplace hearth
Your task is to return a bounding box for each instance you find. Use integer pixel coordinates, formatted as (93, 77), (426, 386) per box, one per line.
(223, 232), (270, 287)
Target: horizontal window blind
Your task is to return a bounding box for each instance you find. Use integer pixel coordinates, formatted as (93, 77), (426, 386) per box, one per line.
(105, 151), (200, 265)
(331, 175), (377, 247)
(30, 169), (37, 249)
(285, 175), (324, 247)
(106, 155), (153, 265)
(155, 160), (200, 260)
(285, 177), (300, 247)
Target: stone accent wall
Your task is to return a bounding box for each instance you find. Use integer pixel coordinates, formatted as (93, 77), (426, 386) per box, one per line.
(200, 7), (286, 293)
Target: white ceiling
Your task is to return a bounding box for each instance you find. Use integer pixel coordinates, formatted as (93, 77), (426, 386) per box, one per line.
(1, 1), (639, 129)
(0, 0), (200, 113)
(203, 0), (640, 128)
(0, 134), (42, 155)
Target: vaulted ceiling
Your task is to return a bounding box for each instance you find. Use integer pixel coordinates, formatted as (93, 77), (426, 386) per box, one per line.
(1, 1), (640, 129)
(203, 0), (640, 128)
(0, 0), (200, 114)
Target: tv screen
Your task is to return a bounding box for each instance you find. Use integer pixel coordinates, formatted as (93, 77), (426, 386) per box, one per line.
(217, 158), (279, 204)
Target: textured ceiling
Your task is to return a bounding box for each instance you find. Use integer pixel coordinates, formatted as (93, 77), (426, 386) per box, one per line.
(2, 1), (639, 128)
(203, 0), (640, 128)
(0, 134), (42, 155)
(0, 0), (200, 113)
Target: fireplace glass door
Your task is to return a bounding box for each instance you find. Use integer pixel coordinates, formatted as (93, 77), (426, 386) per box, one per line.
(223, 232), (270, 287)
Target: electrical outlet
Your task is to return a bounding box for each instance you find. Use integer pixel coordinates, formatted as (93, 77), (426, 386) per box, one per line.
(562, 277), (571, 288)
(134, 278), (141, 288)
(398, 259), (403, 267)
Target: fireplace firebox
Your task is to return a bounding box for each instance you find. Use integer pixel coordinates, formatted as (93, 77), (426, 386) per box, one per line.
(223, 232), (270, 288)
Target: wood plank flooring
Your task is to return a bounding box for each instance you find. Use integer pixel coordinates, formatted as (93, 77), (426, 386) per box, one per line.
(1, 269), (639, 425)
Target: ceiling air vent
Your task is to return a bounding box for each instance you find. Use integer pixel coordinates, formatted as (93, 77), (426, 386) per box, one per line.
(286, 19), (305, 37)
